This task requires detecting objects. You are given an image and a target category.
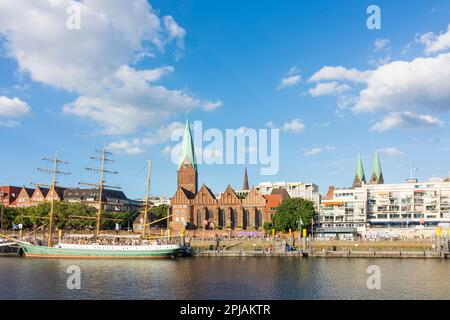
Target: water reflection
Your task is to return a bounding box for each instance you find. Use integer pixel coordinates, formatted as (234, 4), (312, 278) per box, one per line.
(0, 257), (449, 299)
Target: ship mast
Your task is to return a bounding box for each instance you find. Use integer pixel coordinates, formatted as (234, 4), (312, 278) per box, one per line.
(142, 160), (152, 238)
(36, 153), (70, 247)
(80, 146), (119, 237)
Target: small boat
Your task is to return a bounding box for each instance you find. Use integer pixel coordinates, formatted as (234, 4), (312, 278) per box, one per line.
(16, 239), (183, 259)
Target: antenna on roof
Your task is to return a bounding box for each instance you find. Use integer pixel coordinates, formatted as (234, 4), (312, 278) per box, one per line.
(34, 152), (71, 247)
(79, 145), (119, 237)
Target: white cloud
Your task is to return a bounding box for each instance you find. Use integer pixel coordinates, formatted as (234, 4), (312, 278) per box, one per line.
(418, 24), (450, 55)
(62, 65), (213, 135)
(379, 147), (404, 157)
(108, 139), (145, 155)
(304, 146), (335, 156)
(107, 121), (184, 156)
(278, 67), (301, 89)
(309, 25), (450, 133)
(282, 119), (305, 134)
(308, 82), (350, 97)
(374, 38), (390, 51)
(202, 100), (223, 111)
(0, 96), (31, 117)
(278, 74), (301, 89)
(354, 53), (450, 114)
(309, 66), (371, 83)
(162, 15), (186, 48)
(0, 0), (217, 135)
(370, 112), (443, 132)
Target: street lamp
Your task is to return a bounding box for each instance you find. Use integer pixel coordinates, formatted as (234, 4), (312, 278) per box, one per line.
(297, 218), (303, 246)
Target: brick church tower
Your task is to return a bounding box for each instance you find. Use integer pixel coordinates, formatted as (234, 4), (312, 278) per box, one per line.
(177, 114), (198, 195)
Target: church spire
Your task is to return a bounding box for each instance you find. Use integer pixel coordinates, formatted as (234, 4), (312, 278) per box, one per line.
(178, 112), (196, 171)
(370, 151), (384, 184)
(243, 167), (249, 190)
(352, 153), (366, 187)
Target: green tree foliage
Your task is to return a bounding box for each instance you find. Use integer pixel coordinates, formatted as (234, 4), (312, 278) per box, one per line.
(2, 203), (138, 231)
(148, 204), (169, 227)
(263, 221), (273, 233)
(272, 198), (315, 232)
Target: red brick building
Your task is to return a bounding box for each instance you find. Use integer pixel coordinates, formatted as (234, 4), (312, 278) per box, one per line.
(15, 187), (35, 207)
(169, 116), (267, 231)
(0, 186), (22, 207)
(263, 188), (290, 222)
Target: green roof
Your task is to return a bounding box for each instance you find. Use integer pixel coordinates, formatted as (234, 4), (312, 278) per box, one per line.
(372, 151), (382, 179)
(178, 113), (197, 171)
(355, 153), (366, 181)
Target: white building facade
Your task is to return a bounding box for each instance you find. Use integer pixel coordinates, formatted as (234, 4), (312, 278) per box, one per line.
(321, 178), (450, 231)
(255, 182), (321, 209)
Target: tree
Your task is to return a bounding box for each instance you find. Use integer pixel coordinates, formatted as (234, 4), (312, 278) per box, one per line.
(263, 221), (273, 235)
(272, 198), (315, 232)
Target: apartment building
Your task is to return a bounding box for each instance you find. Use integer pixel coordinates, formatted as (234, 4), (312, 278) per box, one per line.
(255, 181), (321, 210)
(320, 152), (450, 231)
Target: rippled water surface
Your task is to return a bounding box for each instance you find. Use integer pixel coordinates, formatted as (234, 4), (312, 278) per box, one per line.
(0, 257), (449, 299)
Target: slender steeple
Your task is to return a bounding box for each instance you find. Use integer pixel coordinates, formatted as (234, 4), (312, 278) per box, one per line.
(177, 112), (198, 195)
(243, 167), (249, 190)
(370, 151), (384, 184)
(178, 112), (196, 171)
(352, 153), (366, 187)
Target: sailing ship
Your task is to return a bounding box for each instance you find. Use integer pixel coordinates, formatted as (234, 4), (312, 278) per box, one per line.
(13, 150), (185, 259)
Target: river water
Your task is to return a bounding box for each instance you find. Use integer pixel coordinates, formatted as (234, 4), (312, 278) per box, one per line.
(0, 257), (449, 299)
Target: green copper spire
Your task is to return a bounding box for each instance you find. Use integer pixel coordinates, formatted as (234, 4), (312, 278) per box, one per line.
(356, 153), (366, 181)
(352, 153), (366, 187)
(178, 112), (197, 171)
(372, 151), (382, 180)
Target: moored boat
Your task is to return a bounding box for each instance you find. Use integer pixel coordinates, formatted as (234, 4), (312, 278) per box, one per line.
(16, 240), (184, 259)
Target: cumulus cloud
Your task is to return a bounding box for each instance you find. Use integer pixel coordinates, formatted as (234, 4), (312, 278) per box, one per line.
(308, 25), (450, 131)
(304, 146), (335, 156)
(379, 147), (404, 157)
(0, 0), (219, 135)
(107, 121), (184, 155)
(354, 53), (450, 113)
(370, 112), (443, 132)
(0, 96), (31, 117)
(308, 82), (350, 97)
(418, 24), (450, 55)
(282, 119), (305, 134)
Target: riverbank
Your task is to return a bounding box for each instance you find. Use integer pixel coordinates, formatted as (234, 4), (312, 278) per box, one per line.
(193, 249), (445, 258)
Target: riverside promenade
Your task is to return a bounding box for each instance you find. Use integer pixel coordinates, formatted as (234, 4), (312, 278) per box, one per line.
(189, 237), (450, 259)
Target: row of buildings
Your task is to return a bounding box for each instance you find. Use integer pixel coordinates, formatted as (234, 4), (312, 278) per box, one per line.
(167, 116), (450, 233)
(0, 185), (139, 212)
(3, 115), (449, 234)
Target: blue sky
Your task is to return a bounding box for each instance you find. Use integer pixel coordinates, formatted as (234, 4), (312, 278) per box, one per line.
(1, 0), (450, 199)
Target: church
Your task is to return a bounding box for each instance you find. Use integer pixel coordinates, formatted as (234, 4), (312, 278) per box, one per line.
(169, 116), (267, 231)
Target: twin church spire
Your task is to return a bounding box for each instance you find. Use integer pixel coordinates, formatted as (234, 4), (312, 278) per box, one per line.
(352, 151), (384, 187)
